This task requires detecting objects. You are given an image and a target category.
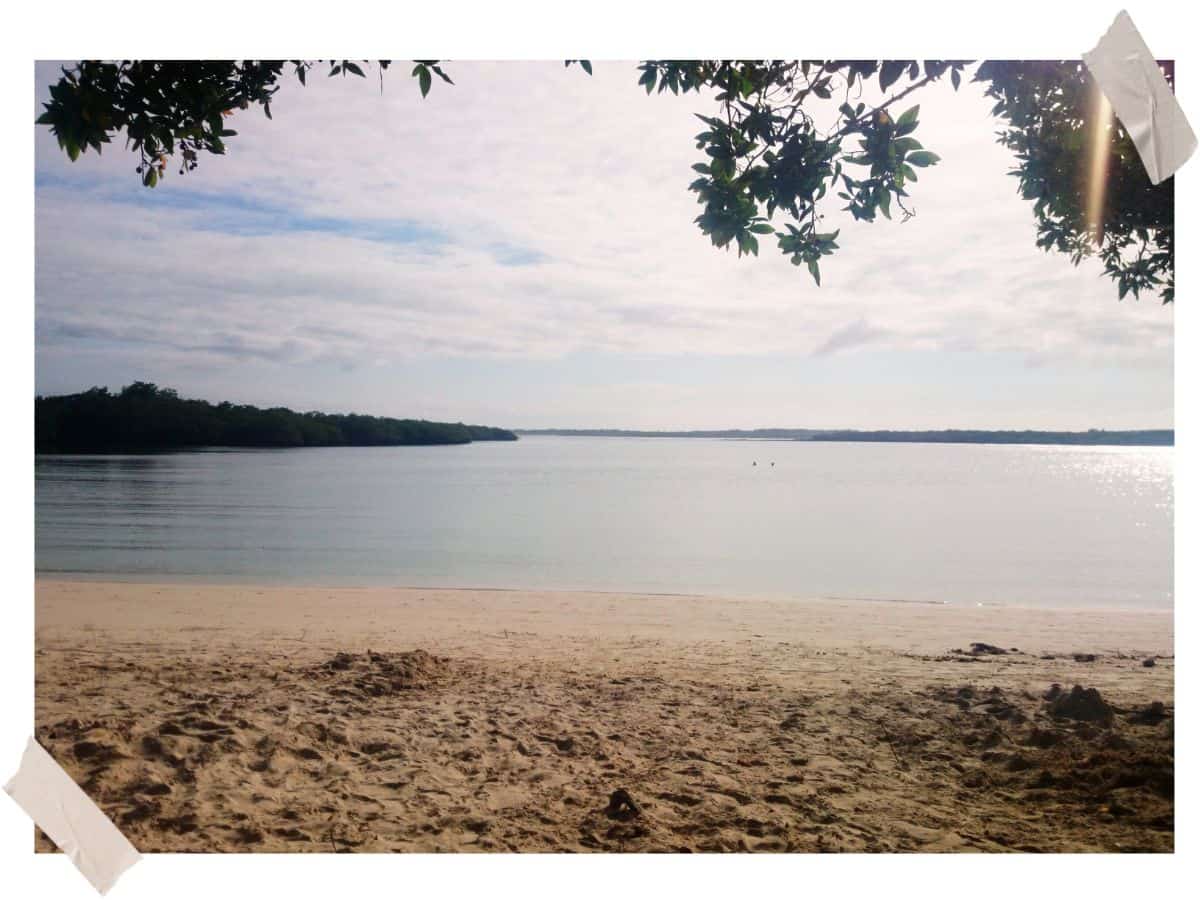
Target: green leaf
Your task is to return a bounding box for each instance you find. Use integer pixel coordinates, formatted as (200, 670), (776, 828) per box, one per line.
(896, 105), (919, 131)
(807, 259), (821, 285)
(749, 223), (774, 234)
(879, 61), (906, 93)
(906, 150), (941, 167)
(344, 62), (365, 78)
(580, 60), (593, 76)
(418, 67), (432, 98)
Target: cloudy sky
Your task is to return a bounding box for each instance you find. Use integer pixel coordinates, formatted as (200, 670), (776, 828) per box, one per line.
(34, 60), (1173, 430)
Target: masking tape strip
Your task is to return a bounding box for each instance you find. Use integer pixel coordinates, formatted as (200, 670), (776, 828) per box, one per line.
(5, 737), (141, 894)
(1083, 10), (1196, 184)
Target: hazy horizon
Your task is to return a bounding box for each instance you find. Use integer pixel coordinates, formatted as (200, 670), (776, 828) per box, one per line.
(33, 381), (1174, 435)
(35, 61), (1173, 431)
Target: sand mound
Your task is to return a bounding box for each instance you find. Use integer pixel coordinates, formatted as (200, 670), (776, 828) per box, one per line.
(968, 643), (1008, 656)
(930, 684), (1025, 722)
(314, 649), (451, 698)
(1131, 701), (1170, 726)
(1047, 685), (1114, 723)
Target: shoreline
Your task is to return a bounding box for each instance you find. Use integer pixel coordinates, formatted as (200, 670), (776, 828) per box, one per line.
(33, 573), (1175, 616)
(36, 579), (1174, 852)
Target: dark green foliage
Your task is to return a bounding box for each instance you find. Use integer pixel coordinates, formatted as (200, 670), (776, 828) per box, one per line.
(973, 61), (1174, 303)
(35, 382), (517, 453)
(641, 60), (965, 284)
(36, 60), (439, 185)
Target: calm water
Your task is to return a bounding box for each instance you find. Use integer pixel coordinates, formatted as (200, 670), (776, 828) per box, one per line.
(35, 437), (1173, 609)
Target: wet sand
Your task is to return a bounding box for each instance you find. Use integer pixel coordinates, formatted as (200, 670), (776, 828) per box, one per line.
(35, 579), (1174, 852)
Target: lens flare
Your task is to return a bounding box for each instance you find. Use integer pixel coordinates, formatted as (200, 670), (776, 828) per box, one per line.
(1084, 85), (1114, 244)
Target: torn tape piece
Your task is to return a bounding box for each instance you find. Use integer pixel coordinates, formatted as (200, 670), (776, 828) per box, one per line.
(1083, 10), (1196, 184)
(4, 737), (140, 894)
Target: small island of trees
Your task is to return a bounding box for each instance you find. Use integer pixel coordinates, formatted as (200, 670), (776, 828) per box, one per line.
(35, 383), (518, 453)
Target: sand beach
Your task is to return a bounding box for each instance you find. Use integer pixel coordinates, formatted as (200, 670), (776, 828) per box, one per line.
(35, 579), (1174, 853)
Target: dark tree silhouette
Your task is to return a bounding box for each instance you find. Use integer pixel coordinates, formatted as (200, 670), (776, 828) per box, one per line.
(35, 383), (518, 452)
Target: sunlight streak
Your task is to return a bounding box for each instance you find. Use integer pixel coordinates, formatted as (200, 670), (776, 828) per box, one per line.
(1085, 85), (1114, 244)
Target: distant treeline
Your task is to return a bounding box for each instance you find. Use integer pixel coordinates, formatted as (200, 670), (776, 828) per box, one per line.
(519, 428), (820, 439)
(809, 429), (1174, 446)
(36, 383), (518, 452)
(519, 427), (1173, 446)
